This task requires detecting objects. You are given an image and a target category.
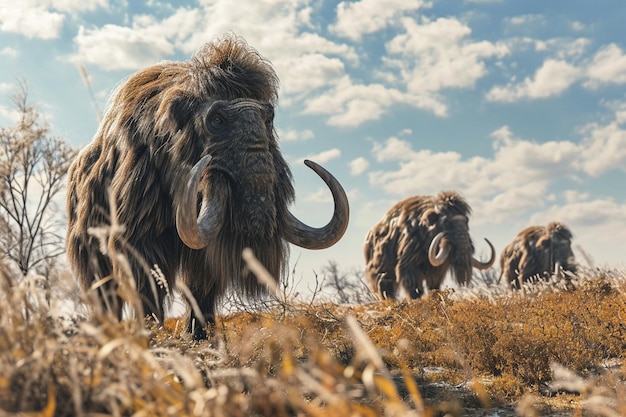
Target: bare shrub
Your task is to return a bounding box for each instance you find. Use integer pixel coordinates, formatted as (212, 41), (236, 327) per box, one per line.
(472, 266), (501, 288)
(320, 259), (376, 304)
(0, 80), (76, 279)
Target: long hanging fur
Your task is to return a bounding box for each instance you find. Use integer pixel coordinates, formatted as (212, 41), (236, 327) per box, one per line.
(500, 222), (577, 288)
(364, 191), (480, 300)
(66, 35), (293, 333)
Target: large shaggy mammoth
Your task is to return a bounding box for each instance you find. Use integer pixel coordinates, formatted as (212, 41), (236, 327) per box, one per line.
(500, 222), (577, 289)
(66, 35), (349, 339)
(364, 191), (495, 300)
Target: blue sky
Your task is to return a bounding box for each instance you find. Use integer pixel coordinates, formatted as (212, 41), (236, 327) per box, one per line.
(1, 0), (626, 291)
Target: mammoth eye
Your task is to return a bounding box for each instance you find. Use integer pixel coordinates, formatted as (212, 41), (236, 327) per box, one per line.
(210, 114), (224, 128)
(264, 109), (274, 131)
(204, 101), (228, 133)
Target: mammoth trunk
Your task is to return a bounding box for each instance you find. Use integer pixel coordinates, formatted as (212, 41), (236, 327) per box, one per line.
(451, 253), (474, 286)
(203, 229), (288, 300)
(234, 171), (279, 237)
(193, 151), (288, 298)
(448, 230), (475, 286)
(218, 148), (284, 238)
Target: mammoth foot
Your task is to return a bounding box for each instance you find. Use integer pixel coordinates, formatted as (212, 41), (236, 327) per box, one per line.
(188, 312), (216, 341)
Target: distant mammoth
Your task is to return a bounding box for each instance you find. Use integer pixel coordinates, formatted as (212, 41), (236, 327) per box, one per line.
(500, 222), (577, 289)
(66, 35), (349, 339)
(364, 191), (495, 300)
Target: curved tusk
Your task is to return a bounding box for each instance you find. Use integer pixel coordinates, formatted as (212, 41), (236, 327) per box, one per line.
(472, 238), (496, 270)
(175, 155), (222, 250)
(428, 232), (450, 267)
(283, 160), (350, 250)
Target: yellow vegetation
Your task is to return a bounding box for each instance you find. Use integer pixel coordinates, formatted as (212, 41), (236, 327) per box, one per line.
(2, 265), (626, 416)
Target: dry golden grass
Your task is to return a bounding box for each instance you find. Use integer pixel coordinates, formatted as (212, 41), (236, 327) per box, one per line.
(2, 261), (626, 416)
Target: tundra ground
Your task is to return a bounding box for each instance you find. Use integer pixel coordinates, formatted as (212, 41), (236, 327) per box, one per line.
(1, 266), (625, 416)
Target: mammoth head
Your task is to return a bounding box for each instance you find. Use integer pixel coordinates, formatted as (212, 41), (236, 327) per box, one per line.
(173, 98), (349, 251)
(540, 222), (574, 245)
(537, 222), (577, 274)
(422, 192), (495, 281)
(139, 35), (350, 252)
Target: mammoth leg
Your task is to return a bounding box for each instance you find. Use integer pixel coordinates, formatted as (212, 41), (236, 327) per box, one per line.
(504, 264), (523, 289)
(138, 285), (166, 324)
(396, 264), (424, 299)
(122, 234), (180, 324)
(505, 255), (523, 290)
(138, 262), (177, 325)
(180, 249), (225, 341)
(511, 274), (523, 290)
(72, 235), (125, 320)
(91, 276), (124, 320)
(187, 294), (217, 341)
(402, 281), (424, 299)
(377, 273), (397, 300)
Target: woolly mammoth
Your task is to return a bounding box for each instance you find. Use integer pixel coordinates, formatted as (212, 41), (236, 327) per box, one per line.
(364, 191), (495, 300)
(66, 35), (349, 339)
(500, 222), (577, 289)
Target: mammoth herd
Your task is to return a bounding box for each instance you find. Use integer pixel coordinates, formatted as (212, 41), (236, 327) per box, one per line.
(64, 35), (578, 339)
(364, 192), (577, 300)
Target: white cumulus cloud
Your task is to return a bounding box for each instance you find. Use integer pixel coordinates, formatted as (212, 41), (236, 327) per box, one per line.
(387, 17), (509, 94)
(0, 3), (64, 39)
(330, 0), (429, 41)
(486, 59), (581, 102)
(530, 198), (626, 238)
(304, 76), (414, 127)
(278, 128), (314, 142)
(300, 148), (341, 165)
(0, 47), (18, 57)
(366, 101), (626, 228)
(365, 115), (626, 224)
(0, 1), (112, 40)
(72, 24), (175, 71)
(348, 157), (369, 175)
(584, 43), (626, 88)
(71, 8), (202, 70)
(577, 103), (626, 176)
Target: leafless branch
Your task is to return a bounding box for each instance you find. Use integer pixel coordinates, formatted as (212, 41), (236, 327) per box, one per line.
(0, 80), (77, 280)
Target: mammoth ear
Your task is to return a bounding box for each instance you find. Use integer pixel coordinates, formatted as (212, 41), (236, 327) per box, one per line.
(156, 90), (196, 133)
(420, 209), (439, 230)
(536, 235), (551, 248)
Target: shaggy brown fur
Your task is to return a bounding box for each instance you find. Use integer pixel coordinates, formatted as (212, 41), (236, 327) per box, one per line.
(500, 222), (577, 289)
(364, 191), (492, 300)
(67, 35), (298, 339)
